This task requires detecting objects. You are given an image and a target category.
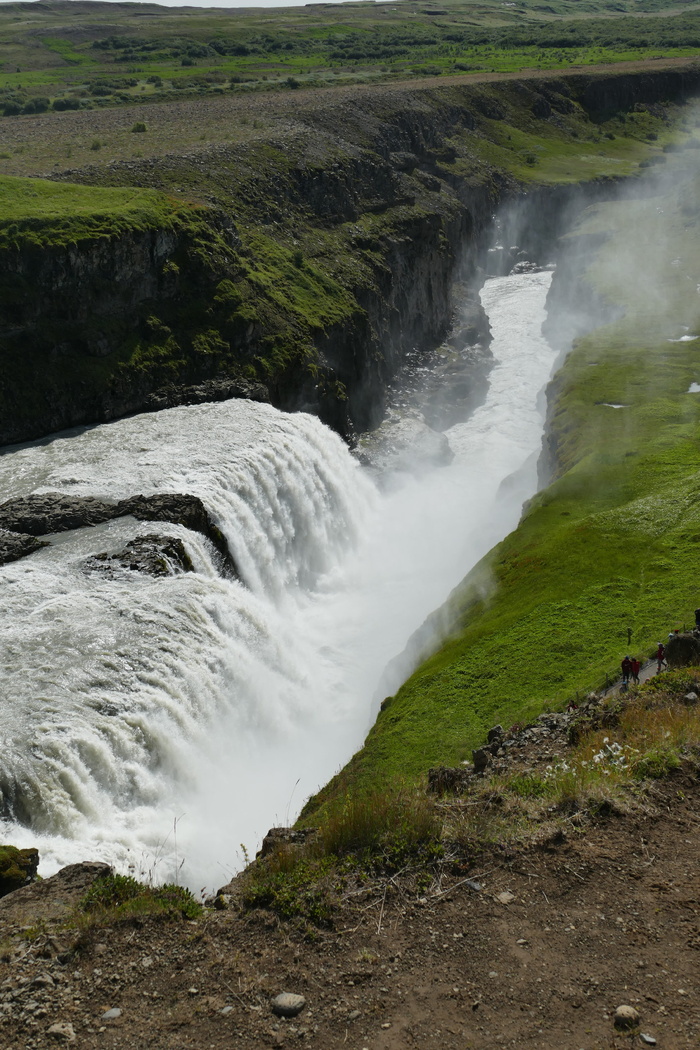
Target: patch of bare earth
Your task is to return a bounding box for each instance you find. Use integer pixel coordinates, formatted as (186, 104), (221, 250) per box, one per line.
(1, 768), (698, 1050)
(0, 57), (697, 179)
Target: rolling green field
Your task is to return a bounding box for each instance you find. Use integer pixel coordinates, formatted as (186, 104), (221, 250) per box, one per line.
(303, 145), (700, 815)
(2, 0), (700, 115)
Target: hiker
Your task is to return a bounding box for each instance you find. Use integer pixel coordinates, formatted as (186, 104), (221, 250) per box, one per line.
(621, 655), (632, 685)
(655, 642), (666, 674)
(631, 657), (640, 685)
(695, 608), (700, 629)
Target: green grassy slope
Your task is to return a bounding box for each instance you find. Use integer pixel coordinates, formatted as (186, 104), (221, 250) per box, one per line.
(0, 172), (191, 247)
(302, 147), (700, 815)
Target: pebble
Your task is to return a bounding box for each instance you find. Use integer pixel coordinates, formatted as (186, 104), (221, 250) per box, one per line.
(47, 1022), (76, 1042)
(348, 1010), (361, 1021)
(101, 1008), (122, 1020)
(614, 1004), (641, 1029)
(271, 992), (306, 1018)
(220, 1005), (234, 1016)
(639, 1036), (657, 1046)
(496, 891), (516, 905)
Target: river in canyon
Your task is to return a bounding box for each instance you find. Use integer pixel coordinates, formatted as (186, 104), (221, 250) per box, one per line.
(0, 268), (558, 891)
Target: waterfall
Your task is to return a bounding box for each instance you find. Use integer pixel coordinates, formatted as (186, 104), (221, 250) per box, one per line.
(0, 269), (556, 890)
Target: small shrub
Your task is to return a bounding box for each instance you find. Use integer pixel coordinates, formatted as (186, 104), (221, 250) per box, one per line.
(291, 249), (304, 268)
(632, 746), (681, 780)
(285, 76), (300, 89)
(80, 873), (202, 921)
(89, 139), (102, 151)
(130, 121), (147, 133)
(508, 773), (548, 799)
(81, 873), (141, 910)
(52, 97), (81, 111)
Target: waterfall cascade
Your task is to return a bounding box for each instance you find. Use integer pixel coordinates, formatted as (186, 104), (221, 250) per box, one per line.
(0, 269), (556, 889)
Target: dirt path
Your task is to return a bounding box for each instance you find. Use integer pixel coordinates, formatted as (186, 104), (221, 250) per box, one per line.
(1, 767), (699, 1050)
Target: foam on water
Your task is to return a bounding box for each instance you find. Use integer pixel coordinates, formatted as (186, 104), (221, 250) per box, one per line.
(0, 270), (557, 889)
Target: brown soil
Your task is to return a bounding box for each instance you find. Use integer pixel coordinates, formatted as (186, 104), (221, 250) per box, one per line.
(1, 767), (698, 1050)
(0, 56), (697, 178)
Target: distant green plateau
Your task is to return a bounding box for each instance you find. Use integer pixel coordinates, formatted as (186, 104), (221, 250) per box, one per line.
(1, 0), (700, 114)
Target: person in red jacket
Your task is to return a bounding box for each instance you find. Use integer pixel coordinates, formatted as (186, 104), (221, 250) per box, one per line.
(655, 643), (666, 673)
(631, 657), (640, 685)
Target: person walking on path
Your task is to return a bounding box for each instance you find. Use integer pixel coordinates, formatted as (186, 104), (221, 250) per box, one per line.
(621, 655), (632, 685)
(655, 642), (667, 674)
(631, 657), (640, 685)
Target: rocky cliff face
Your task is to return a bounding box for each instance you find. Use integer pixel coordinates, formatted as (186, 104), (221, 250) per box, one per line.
(2, 66), (698, 446)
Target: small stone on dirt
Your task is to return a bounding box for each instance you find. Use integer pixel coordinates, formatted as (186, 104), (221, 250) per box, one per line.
(614, 1004), (641, 1029)
(639, 1036), (657, 1046)
(271, 992), (306, 1018)
(47, 1022), (76, 1042)
(101, 1008), (122, 1020)
(220, 1005), (234, 1016)
(496, 891), (516, 905)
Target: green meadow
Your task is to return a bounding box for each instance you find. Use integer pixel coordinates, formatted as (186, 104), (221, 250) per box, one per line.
(1, 0), (700, 113)
(303, 148), (700, 814)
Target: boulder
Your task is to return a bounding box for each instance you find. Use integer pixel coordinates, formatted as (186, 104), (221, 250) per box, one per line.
(257, 827), (317, 859)
(0, 845), (39, 897)
(0, 529), (48, 566)
(84, 534), (195, 577)
(472, 747), (492, 774)
(665, 632), (700, 668)
(0, 861), (111, 925)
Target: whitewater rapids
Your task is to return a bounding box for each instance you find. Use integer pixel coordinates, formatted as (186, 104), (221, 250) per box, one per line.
(0, 269), (555, 889)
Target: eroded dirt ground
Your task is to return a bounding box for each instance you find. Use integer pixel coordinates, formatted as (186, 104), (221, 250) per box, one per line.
(1, 767), (698, 1050)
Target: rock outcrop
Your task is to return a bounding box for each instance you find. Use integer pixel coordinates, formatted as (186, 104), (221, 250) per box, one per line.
(666, 632), (700, 668)
(0, 845), (39, 898)
(84, 534), (195, 578)
(0, 492), (237, 574)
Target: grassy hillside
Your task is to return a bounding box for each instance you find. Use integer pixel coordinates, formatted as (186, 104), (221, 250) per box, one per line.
(1, 0), (700, 116)
(0, 172), (193, 247)
(302, 142), (700, 814)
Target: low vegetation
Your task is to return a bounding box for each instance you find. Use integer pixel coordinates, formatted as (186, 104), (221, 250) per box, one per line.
(241, 670), (700, 926)
(77, 873), (202, 925)
(1, 0), (700, 114)
(0, 173), (195, 249)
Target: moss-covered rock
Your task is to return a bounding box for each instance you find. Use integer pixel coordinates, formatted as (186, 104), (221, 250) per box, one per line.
(0, 845), (39, 897)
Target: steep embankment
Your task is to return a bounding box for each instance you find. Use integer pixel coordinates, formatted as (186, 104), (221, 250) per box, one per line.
(2, 64), (700, 444)
(304, 138), (700, 812)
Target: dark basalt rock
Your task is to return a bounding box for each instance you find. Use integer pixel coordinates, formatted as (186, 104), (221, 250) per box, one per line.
(0, 529), (49, 566)
(0, 492), (237, 576)
(666, 632), (700, 668)
(143, 376), (269, 412)
(84, 534), (195, 578)
(0, 494), (115, 536)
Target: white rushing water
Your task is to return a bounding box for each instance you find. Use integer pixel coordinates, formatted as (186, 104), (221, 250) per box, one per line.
(0, 269), (555, 890)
